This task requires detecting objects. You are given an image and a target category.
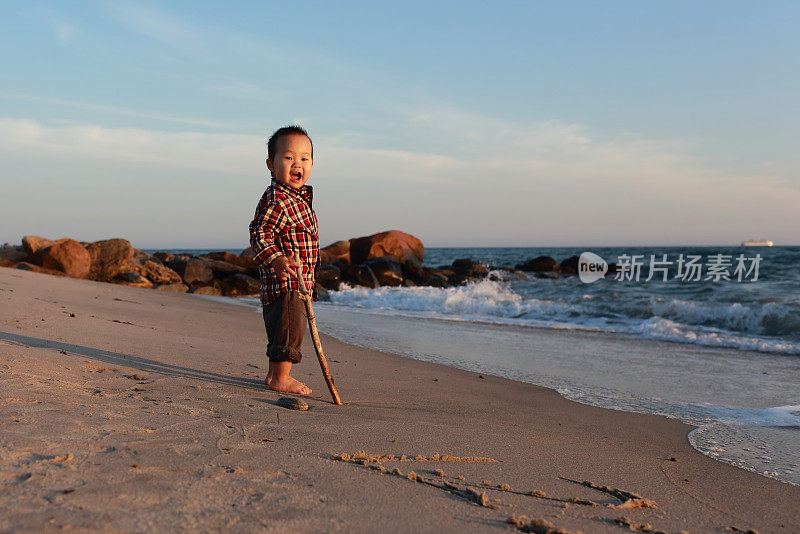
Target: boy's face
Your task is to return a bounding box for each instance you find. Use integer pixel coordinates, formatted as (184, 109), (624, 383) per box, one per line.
(267, 133), (313, 189)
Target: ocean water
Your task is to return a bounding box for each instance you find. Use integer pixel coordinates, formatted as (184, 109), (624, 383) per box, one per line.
(169, 246), (800, 486)
(419, 246), (800, 354)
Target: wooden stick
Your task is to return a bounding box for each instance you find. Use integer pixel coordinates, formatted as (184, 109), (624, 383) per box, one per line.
(295, 260), (343, 405)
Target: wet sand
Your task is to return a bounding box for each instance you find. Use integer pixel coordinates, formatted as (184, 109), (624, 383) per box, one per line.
(1, 267), (798, 533)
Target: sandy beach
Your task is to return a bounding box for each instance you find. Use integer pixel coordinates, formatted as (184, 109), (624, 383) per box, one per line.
(1, 267), (798, 533)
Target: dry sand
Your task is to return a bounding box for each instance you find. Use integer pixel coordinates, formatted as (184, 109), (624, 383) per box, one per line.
(1, 267), (798, 533)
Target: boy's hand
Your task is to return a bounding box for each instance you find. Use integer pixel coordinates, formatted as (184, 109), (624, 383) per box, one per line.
(270, 251), (301, 282)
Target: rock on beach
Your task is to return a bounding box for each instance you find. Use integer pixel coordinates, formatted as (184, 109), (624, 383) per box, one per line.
(349, 230), (423, 265)
(87, 239), (134, 281)
(3, 230), (601, 296)
(21, 235), (54, 262)
(40, 239), (92, 279)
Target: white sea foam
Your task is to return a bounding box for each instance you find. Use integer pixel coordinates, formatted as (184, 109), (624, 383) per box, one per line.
(326, 281), (800, 355)
(330, 280), (583, 320)
(636, 317), (800, 355)
(225, 276), (800, 355)
(697, 404), (800, 428)
(650, 298), (799, 336)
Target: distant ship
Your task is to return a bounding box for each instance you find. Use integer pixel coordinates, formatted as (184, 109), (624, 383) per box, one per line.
(741, 239), (774, 247)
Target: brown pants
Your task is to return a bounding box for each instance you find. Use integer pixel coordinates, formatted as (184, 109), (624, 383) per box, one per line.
(262, 291), (306, 363)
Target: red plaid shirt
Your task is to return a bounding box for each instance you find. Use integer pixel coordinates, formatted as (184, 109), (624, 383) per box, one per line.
(249, 179), (319, 305)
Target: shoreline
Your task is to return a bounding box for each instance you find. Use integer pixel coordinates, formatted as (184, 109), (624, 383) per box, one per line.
(303, 301), (800, 488)
(2, 268), (799, 532)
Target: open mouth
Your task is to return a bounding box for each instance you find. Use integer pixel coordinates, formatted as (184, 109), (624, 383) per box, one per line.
(291, 171), (302, 180)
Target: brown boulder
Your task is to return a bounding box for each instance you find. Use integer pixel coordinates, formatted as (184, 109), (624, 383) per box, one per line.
(22, 235), (54, 263)
(349, 230), (423, 265)
(141, 260), (182, 284)
(122, 256), (144, 274)
(559, 256), (579, 275)
(154, 283), (189, 293)
(339, 263), (379, 288)
(152, 251), (174, 264)
(40, 239), (91, 278)
(115, 271), (153, 288)
(198, 258), (246, 276)
(167, 258), (213, 286)
(516, 256), (558, 272)
(14, 262), (67, 277)
(0, 258), (16, 268)
(451, 258), (488, 277)
(321, 240), (351, 264)
(132, 248), (153, 263)
(363, 257), (404, 286)
(425, 270), (450, 287)
(238, 247), (258, 270)
(86, 239), (134, 281)
(207, 251), (239, 264)
(317, 263), (342, 290)
(447, 259), (488, 286)
(0, 248), (30, 263)
(319, 249), (336, 264)
(184, 259), (214, 285)
(192, 285), (222, 296)
(223, 274), (260, 297)
(401, 260), (428, 284)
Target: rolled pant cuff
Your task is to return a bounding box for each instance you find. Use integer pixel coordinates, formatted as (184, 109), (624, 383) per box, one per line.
(268, 346), (302, 363)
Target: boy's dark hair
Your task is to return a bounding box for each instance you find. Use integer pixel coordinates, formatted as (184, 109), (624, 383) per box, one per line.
(267, 125), (313, 161)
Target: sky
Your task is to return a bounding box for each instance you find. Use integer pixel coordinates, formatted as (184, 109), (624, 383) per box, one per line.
(1, 1), (798, 248)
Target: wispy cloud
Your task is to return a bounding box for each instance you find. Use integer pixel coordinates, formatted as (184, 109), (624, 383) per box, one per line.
(1, 94), (243, 130)
(108, 1), (201, 55)
(323, 108), (800, 244)
(3, 114), (798, 245)
(39, 7), (78, 42)
(107, 1), (278, 64)
(0, 117), (260, 175)
(106, 1), (368, 95)
(53, 20), (77, 42)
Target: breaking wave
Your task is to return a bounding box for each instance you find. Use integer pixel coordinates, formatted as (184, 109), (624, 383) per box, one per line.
(328, 280), (800, 355)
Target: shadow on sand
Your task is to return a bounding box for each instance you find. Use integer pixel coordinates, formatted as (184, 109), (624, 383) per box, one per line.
(0, 330), (264, 390)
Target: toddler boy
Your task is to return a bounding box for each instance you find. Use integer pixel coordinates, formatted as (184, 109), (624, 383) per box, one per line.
(249, 125), (318, 396)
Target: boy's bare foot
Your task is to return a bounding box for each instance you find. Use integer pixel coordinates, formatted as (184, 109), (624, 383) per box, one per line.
(267, 376), (311, 396)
